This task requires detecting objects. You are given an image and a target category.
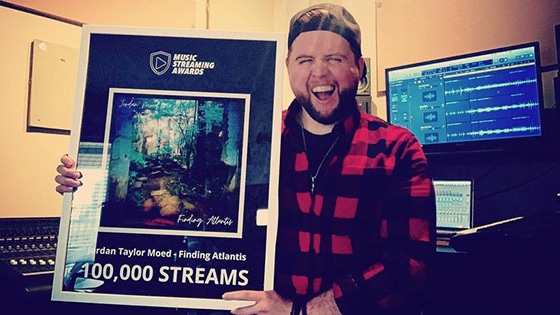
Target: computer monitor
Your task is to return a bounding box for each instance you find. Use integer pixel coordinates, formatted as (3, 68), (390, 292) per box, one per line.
(433, 179), (474, 233)
(385, 42), (544, 155)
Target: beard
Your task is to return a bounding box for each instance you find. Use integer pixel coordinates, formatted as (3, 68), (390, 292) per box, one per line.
(297, 86), (358, 125)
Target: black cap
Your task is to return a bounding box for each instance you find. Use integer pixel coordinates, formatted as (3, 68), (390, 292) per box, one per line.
(287, 3), (362, 58)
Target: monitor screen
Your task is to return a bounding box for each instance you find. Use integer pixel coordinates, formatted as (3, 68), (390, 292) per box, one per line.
(385, 42), (544, 154)
(433, 179), (473, 231)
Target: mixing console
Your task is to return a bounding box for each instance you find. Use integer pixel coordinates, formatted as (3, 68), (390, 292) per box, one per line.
(0, 217), (59, 303)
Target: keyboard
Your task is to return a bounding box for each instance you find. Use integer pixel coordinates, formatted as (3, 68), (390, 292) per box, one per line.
(450, 211), (560, 252)
(454, 215), (523, 236)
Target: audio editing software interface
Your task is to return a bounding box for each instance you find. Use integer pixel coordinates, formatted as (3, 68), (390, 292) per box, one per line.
(387, 45), (542, 146)
(434, 180), (473, 230)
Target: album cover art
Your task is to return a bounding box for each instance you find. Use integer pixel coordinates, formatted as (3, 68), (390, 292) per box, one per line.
(100, 89), (249, 238)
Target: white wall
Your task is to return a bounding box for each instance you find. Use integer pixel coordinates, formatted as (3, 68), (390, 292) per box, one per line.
(0, 6), (81, 218)
(2, 0), (199, 28)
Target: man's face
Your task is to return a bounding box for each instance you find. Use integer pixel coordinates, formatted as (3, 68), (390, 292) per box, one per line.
(286, 30), (363, 125)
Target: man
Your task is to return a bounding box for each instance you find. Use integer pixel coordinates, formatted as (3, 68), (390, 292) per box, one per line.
(57, 4), (435, 315)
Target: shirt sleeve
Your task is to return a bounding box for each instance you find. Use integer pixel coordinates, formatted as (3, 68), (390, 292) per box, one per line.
(332, 131), (437, 314)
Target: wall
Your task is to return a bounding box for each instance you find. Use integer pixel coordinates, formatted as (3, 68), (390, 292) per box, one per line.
(1, 0), (199, 28)
(0, 6), (80, 218)
(376, 0), (560, 89)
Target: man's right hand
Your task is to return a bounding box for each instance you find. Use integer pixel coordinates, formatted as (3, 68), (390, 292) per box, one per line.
(55, 154), (82, 195)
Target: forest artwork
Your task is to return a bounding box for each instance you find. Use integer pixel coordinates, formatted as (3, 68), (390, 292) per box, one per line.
(52, 26), (284, 310)
(102, 90), (249, 237)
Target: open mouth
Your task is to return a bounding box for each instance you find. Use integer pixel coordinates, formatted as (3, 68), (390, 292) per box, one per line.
(312, 85), (335, 101)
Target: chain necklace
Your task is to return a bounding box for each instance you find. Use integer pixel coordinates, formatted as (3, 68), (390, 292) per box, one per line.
(301, 125), (340, 194)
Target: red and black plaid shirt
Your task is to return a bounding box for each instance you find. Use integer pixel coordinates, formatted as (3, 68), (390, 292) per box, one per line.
(275, 100), (436, 314)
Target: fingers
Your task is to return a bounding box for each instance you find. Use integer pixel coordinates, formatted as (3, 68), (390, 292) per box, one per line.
(55, 183), (76, 195)
(223, 290), (291, 315)
(54, 174), (83, 195)
(54, 174), (82, 186)
(55, 156), (83, 195)
(56, 163), (82, 180)
(223, 291), (263, 315)
(222, 290), (263, 301)
(60, 154), (77, 168)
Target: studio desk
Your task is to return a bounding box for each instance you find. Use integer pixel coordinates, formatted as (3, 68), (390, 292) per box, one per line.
(432, 211), (560, 315)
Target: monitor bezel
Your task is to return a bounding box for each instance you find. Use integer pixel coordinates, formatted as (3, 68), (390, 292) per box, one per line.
(385, 41), (546, 156)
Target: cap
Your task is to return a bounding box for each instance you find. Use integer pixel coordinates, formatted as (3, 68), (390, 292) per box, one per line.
(287, 3), (362, 58)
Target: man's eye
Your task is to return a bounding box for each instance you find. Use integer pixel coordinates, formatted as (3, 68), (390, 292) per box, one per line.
(327, 57), (343, 63)
(298, 59), (312, 64)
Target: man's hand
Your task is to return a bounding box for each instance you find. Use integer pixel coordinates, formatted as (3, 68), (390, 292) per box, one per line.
(55, 154), (82, 194)
(222, 290), (291, 315)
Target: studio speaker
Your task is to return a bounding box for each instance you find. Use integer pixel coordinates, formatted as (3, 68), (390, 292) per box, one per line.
(555, 24), (559, 67)
(357, 57), (371, 96)
(356, 95), (372, 114)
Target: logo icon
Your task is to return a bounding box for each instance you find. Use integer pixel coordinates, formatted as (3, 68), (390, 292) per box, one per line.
(150, 51), (171, 75)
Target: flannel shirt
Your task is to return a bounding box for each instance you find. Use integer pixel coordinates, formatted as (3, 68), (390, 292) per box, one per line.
(275, 100), (436, 314)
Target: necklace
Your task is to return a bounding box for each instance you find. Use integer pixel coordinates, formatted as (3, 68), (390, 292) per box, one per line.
(301, 125), (340, 194)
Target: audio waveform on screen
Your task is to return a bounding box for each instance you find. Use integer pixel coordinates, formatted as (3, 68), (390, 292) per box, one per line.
(447, 125), (541, 139)
(446, 101), (539, 116)
(444, 78), (537, 96)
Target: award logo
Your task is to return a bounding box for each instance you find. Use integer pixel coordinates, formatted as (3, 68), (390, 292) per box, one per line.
(150, 50), (216, 76)
(149, 51), (172, 75)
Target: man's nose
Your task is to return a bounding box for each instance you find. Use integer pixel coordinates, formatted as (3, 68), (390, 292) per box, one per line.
(310, 60), (329, 76)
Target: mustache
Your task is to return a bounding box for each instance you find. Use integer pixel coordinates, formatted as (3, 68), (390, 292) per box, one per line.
(298, 87), (357, 125)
